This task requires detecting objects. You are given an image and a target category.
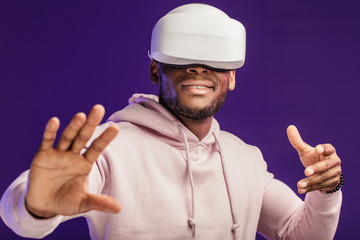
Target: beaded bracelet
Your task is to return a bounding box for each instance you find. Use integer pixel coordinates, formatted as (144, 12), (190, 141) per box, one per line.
(326, 172), (343, 194)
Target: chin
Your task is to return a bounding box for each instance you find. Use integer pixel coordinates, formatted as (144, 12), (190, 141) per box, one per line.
(180, 99), (212, 111)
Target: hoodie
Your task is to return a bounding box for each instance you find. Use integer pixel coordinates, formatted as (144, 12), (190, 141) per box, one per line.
(0, 94), (342, 240)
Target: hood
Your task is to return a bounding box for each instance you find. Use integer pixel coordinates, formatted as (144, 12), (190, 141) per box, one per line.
(107, 93), (220, 149)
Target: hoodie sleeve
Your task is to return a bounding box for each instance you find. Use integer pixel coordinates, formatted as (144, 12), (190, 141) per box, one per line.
(257, 174), (342, 240)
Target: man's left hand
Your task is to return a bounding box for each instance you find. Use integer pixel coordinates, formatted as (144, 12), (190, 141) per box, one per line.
(286, 125), (342, 194)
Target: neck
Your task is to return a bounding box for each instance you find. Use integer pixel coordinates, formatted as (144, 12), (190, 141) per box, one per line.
(178, 116), (213, 141)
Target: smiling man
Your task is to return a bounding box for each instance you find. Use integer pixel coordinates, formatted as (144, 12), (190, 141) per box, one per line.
(0, 3), (342, 240)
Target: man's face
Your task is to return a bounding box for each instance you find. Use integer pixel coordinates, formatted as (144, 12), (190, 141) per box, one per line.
(152, 62), (236, 120)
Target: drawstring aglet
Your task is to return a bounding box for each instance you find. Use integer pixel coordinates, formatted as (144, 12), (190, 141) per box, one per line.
(231, 223), (240, 231)
(188, 217), (197, 236)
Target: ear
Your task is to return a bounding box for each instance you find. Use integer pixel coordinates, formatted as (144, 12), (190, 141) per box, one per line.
(228, 70), (236, 91)
(150, 60), (160, 85)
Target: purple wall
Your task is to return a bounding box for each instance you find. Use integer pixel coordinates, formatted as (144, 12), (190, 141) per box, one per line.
(1, 0), (359, 239)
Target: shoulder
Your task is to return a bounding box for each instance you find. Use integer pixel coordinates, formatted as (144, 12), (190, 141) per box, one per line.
(218, 130), (262, 156)
(217, 130), (267, 173)
(89, 121), (140, 142)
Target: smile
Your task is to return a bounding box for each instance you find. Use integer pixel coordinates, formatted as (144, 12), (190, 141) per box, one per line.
(182, 85), (214, 95)
(187, 85), (212, 89)
(181, 79), (215, 88)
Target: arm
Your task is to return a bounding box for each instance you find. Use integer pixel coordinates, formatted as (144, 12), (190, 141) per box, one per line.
(258, 176), (342, 240)
(0, 105), (120, 238)
(258, 125), (342, 239)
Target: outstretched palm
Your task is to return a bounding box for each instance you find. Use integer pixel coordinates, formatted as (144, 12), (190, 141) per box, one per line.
(26, 105), (121, 218)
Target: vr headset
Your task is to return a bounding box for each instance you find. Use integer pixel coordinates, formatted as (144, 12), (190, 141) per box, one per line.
(149, 3), (246, 70)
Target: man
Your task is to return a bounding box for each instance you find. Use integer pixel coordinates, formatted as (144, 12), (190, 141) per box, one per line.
(0, 3), (342, 240)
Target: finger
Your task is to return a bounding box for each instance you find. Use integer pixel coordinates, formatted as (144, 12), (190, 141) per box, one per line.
(299, 165), (341, 188)
(83, 125), (119, 163)
(71, 105), (105, 154)
(56, 113), (86, 151)
(286, 125), (312, 153)
(80, 193), (121, 214)
(297, 172), (341, 194)
(304, 153), (341, 177)
(39, 117), (60, 151)
(315, 143), (336, 156)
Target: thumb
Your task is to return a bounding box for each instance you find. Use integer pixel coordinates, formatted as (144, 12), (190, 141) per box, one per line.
(80, 194), (122, 214)
(286, 125), (312, 153)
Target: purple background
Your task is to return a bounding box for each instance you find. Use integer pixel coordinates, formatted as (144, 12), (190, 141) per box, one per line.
(1, 0), (359, 239)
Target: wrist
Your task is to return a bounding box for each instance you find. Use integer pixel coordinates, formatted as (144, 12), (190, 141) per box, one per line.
(326, 172), (343, 194)
(25, 196), (56, 219)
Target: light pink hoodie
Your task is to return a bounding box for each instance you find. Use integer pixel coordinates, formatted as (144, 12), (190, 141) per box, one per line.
(1, 94), (342, 240)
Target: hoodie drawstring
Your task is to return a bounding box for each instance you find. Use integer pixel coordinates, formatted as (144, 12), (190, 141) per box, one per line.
(178, 126), (197, 237)
(213, 133), (240, 239)
(178, 125), (239, 239)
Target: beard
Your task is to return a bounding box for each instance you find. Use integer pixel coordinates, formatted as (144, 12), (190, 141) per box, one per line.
(158, 73), (228, 121)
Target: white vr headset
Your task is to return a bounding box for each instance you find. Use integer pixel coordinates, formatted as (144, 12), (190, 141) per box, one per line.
(149, 3), (246, 70)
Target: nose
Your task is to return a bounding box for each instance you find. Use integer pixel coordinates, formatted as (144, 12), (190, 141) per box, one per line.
(186, 66), (211, 74)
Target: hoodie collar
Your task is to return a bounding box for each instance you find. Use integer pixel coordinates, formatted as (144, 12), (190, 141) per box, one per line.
(107, 93), (220, 148)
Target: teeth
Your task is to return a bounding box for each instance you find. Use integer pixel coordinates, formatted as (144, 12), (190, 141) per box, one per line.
(189, 86), (208, 89)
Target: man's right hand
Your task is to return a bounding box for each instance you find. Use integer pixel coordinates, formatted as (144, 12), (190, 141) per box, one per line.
(25, 105), (121, 218)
